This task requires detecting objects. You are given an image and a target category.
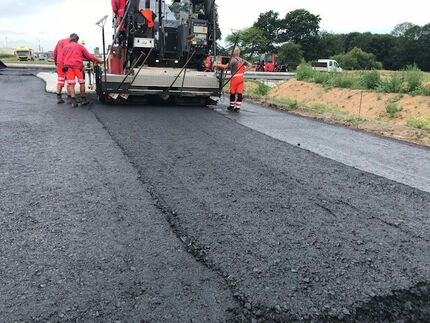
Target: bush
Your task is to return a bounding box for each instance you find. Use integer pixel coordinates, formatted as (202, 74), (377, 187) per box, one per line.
(403, 65), (424, 93)
(277, 42), (303, 70)
(0, 54), (13, 59)
(407, 116), (430, 130)
(379, 73), (403, 93)
(313, 71), (331, 84)
(246, 80), (271, 97)
(329, 73), (356, 88)
(296, 61), (314, 81)
(332, 47), (382, 70)
(418, 85), (430, 96)
(361, 70), (381, 89)
(385, 97), (402, 118)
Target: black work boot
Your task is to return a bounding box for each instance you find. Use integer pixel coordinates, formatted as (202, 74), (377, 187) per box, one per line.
(227, 105), (234, 111)
(71, 97), (78, 108)
(66, 95), (72, 104)
(56, 94), (64, 104)
(80, 96), (89, 106)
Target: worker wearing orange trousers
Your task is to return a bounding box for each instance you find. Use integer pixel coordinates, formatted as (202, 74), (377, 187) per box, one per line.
(213, 48), (253, 112)
(62, 33), (101, 107)
(53, 37), (71, 103)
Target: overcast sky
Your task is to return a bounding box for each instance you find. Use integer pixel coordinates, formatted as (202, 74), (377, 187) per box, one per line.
(0, 0), (429, 52)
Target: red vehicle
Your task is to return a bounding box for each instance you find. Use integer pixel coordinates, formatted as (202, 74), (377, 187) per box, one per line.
(47, 51), (55, 62)
(255, 53), (288, 72)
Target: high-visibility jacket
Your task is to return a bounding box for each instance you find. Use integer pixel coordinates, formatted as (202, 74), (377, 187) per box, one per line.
(118, 0), (127, 17)
(140, 10), (154, 28)
(111, 0), (120, 14)
(53, 38), (70, 66)
(63, 42), (100, 70)
(229, 57), (248, 80)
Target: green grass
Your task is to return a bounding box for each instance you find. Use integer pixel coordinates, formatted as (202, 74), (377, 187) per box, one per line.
(245, 80), (271, 97)
(345, 115), (367, 123)
(0, 57), (55, 65)
(406, 116), (430, 130)
(384, 97), (403, 118)
(296, 62), (430, 96)
(271, 98), (298, 109)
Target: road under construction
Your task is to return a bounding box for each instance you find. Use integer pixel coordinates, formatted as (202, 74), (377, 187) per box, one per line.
(1, 0), (430, 321)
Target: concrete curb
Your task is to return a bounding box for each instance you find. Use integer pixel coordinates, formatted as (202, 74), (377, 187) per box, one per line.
(6, 63), (56, 69)
(36, 72), (96, 94)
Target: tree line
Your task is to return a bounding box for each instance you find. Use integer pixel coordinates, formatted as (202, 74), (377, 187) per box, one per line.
(221, 10), (430, 71)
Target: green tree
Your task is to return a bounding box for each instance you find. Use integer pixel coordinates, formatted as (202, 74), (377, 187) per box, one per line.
(226, 27), (267, 59)
(277, 42), (303, 69)
(332, 47), (382, 70)
(317, 32), (345, 58)
(279, 9), (321, 60)
(391, 22), (417, 37)
(415, 23), (430, 71)
(253, 10), (281, 52)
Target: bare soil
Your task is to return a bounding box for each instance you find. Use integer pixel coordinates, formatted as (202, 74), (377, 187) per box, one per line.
(261, 79), (430, 147)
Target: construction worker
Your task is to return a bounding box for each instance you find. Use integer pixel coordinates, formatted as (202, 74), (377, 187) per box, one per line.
(62, 33), (101, 107)
(53, 37), (71, 103)
(112, 0), (127, 28)
(213, 48), (253, 112)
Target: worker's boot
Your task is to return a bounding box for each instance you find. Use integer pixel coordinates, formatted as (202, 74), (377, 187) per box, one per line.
(71, 97), (78, 108)
(66, 95), (72, 104)
(56, 94), (64, 104)
(80, 96), (89, 106)
(227, 105), (234, 111)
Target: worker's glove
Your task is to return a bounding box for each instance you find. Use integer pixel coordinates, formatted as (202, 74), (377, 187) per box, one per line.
(62, 66), (68, 72)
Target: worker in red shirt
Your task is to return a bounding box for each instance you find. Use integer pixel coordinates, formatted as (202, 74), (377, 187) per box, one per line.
(53, 37), (71, 104)
(62, 33), (101, 107)
(213, 48), (253, 112)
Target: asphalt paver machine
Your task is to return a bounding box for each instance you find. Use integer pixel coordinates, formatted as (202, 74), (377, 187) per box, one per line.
(95, 0), (221, 104)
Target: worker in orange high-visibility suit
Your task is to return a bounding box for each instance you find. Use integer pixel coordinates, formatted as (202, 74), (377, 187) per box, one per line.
(53, 37), (71, 104)
(112, 0), (127, 29)
(213, 48), (253, 112)
(62, 33), (101, 107)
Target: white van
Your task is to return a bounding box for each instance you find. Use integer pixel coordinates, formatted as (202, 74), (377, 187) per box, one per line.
(312, 59), (342, 72)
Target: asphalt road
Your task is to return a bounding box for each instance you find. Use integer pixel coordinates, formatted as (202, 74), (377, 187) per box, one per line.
(1, 68), (430, 322)
(213, 99), (430, 194)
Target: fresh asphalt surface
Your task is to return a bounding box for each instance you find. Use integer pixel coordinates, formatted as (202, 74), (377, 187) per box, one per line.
(1, 68), (430, 322)
(213, 99), (430, 194)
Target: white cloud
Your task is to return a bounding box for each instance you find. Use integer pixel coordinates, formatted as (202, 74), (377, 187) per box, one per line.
(216, 0), (430, 38)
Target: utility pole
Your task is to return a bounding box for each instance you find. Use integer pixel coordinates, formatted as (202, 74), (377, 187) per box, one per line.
(213, 6), (216, 56)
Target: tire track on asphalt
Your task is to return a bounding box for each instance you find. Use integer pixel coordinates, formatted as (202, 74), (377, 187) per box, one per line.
(91, 103), (430, 322)
(90, 109), (252, 322)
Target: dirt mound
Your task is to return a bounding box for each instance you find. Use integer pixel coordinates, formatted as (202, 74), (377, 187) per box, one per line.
(270, 79), (430, 126)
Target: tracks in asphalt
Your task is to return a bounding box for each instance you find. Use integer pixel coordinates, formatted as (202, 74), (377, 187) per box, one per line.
(91, 102), (430, 321)
(2, 70), (430, 321)
(0, 71), (240, 322)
